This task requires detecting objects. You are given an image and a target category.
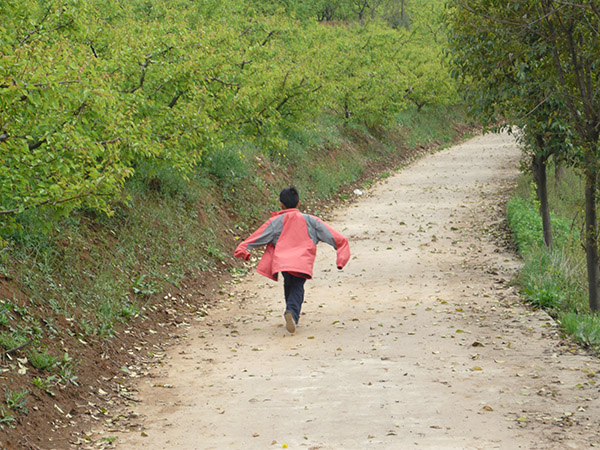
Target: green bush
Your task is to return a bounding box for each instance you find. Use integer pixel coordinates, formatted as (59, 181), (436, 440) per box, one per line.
(507, 197), (585, 312)
(0, 333), (27, 352)
(5, 390), (28, 415)
(203, 146), (251, 186)
(27, 349), (58, 371)
(561, 312), (600, 348)
(506, 196), (575, 254)
(0, 407), (16, 429)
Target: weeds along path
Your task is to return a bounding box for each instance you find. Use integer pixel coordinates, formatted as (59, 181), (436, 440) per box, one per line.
(112, 133), (600, 449)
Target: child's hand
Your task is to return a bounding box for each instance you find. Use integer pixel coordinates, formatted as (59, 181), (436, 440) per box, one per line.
(234, 247), (251, 261)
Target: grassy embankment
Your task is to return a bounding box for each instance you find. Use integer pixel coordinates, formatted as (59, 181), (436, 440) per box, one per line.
(507, 166), (600, 350)
(0, 105), (473, 443)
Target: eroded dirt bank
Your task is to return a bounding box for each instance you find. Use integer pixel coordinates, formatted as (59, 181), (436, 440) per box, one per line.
(109, 133), (600, 449)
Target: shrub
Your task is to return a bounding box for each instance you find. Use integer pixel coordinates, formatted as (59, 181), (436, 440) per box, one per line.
(560, 312), (600, 348)
(5, 390), (28, 415)
(28, 349), (58, 371)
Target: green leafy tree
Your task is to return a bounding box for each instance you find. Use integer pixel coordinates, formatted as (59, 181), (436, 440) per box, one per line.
(448, 0), (600, 311)
(1, 0), (456, 231)
(1, 0), (136, 224)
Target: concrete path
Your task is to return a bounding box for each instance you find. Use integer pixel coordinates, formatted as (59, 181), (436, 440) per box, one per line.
(112, 133), (600, 449)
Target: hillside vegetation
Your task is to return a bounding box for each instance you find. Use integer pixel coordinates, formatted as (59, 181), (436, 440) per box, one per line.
(1, 0), (454, 225)
(0, 0), (468, 447)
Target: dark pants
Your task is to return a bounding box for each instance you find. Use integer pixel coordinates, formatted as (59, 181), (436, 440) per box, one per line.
(282, 272), (306, 324)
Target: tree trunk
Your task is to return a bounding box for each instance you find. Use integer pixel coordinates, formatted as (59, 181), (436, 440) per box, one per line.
(554, 161), (564, 188)
(584, 155), (600, 312)
(357, 0), (369, 21)
(532, 152), (553, 249)
(400, 0), (406, 25)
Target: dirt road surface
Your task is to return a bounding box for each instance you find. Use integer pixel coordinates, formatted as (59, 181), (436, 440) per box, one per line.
(112, 133), (600, 449)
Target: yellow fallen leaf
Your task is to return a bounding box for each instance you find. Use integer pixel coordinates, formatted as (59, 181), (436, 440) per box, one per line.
(472, 366), (483, 371)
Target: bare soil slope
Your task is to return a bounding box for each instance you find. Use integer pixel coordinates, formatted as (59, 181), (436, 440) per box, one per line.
(111, 133), (600, 450)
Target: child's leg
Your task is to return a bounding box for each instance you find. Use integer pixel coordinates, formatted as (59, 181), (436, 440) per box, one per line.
(282, 272), (306, 324)
(283, 276), (291, 303)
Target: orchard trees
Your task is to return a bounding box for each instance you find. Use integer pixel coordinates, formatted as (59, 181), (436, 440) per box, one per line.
(448, 0), (600, 311)
(1, 0), (455, 230)
(1, 0), (136, 221)
(256, 0), (414, 28)
(322, 24), (410, 126)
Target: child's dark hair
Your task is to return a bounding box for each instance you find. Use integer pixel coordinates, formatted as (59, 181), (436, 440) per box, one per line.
(280, 186), (300, 209)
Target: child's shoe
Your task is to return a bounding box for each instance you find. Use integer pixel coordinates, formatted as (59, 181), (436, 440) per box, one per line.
(284, 312), (296, 333)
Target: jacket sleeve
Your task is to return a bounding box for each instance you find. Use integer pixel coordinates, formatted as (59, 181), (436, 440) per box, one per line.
(233, 219), (277, 261)
(314, 218), (350, 270)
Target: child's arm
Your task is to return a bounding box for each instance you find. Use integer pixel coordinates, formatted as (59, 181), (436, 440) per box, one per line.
(233, 219), (277, 261)
(313, 218), (350, 270)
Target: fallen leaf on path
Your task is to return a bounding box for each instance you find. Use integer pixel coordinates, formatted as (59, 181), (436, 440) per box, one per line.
(483, 406), (493, 411)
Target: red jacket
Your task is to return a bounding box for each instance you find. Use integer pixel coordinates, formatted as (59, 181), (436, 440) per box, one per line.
(234, 208), (350, 281)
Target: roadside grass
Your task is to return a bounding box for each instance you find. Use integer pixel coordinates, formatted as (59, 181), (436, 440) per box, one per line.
(507, 165), (600, 350)
(0, 104), (474, 440)
(397, 104), (473, 149)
